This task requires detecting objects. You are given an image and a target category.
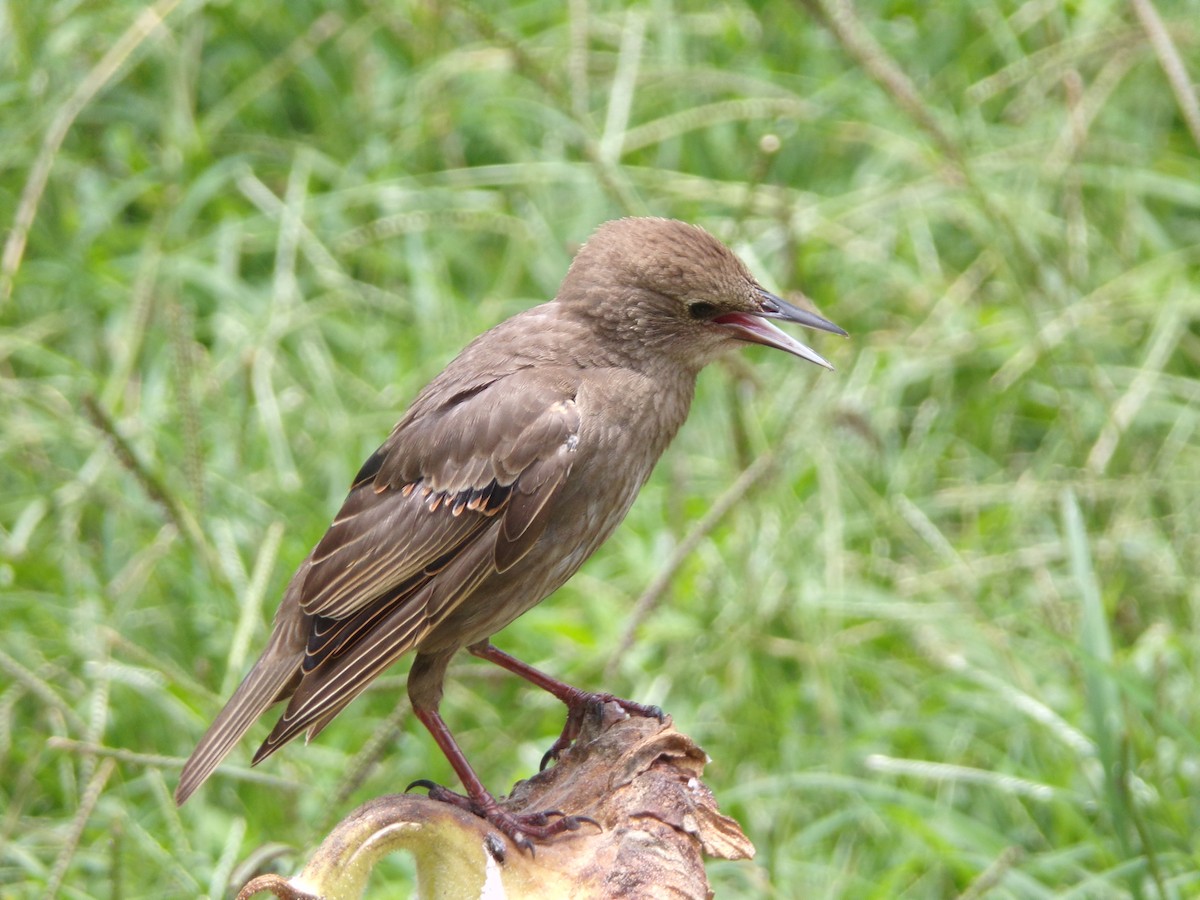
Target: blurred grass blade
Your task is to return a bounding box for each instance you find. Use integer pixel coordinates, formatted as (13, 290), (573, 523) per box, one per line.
(1060, 488), (1121, 753)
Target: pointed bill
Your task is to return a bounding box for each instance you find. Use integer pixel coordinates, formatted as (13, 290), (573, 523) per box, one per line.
(716, 289), (847, 370)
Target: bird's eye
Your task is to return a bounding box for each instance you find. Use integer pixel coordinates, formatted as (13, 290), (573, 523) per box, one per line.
(688, 300), (718, 320)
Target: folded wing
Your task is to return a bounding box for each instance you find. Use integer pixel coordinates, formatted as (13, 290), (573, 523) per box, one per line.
(176, 369), (581, 801)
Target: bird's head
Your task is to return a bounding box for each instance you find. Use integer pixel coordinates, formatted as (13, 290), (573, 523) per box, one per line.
(558, 217), (846, 372)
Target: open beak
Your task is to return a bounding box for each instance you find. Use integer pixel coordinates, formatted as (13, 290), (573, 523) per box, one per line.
(715, 289), (848, 370)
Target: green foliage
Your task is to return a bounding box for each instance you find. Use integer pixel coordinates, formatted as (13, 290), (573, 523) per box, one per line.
(3, 0), (1198, 896)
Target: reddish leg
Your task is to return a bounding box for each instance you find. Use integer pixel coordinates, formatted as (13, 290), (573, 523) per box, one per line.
(468, 641), (664, 770)
(409, 706), (595, 850)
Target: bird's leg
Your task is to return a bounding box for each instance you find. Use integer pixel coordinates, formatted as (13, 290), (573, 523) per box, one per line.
(468, 641), (664, 769)
(408, 705), (596, 850)
(407, 650), (595, 848)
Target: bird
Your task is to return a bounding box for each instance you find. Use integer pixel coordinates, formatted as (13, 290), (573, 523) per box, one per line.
(175, 216), (845, 847)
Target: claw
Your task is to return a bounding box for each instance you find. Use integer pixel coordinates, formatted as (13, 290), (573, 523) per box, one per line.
(559, 814), (601, 832)
(406, 779), (479, 814)
(576, 815), (602, 833)
(540, 693), (665, 770)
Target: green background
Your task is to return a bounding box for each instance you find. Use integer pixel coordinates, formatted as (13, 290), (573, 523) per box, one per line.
(3, 0), (1198, 896)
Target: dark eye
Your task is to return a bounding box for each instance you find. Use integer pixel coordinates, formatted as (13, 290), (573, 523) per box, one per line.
(688, 300), (718, 320)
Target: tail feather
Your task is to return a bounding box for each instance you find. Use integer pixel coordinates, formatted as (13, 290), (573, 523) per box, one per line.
(175, 610), (306, 805)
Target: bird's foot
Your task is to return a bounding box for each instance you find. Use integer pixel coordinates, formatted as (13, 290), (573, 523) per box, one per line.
(465, 644), (665, 769)
(406, 779), (598, 850)
(540, 692), (664, 771)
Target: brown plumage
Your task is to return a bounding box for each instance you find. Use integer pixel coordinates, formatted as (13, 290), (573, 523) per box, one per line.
(175, 217), (845, 845)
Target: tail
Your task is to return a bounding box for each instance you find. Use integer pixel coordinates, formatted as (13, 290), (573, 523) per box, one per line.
(175, 591), (308, 805)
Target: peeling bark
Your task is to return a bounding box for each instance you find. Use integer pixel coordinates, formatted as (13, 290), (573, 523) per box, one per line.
(237, 704), (754, 899)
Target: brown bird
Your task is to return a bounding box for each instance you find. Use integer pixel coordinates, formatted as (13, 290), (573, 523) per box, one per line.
(175, 217), (845, 846)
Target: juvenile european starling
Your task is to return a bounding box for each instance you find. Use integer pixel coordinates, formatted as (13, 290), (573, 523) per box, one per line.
(175, 217), (845, 845)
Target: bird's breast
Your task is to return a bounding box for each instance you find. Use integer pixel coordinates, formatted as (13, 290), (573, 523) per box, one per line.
(544, 365), (694, 561)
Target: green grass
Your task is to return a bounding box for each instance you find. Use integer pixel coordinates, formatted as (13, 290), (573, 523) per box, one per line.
(3, 1), (1199, 897)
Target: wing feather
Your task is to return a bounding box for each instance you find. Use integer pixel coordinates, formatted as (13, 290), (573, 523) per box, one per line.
(175, 569), (310, 804)
(255, 536), (497, 758)
(249, 371), (581, 761)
